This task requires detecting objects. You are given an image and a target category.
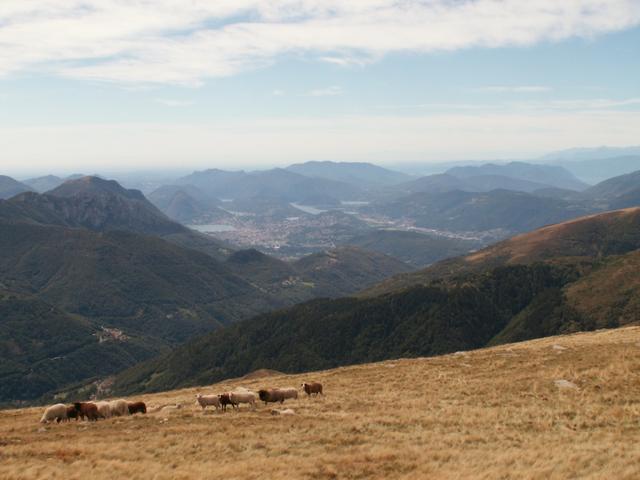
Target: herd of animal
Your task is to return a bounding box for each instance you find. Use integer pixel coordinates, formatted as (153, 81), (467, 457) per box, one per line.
(40, 399), (147, 423)
(39, 382), (323, 423)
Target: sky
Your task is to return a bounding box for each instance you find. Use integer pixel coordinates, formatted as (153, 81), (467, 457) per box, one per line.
(0, 0), (639, 176)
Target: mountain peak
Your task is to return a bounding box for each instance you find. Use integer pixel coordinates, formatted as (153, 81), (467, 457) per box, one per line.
(49, 176), (146, 201)
(0, 175), (33, 199)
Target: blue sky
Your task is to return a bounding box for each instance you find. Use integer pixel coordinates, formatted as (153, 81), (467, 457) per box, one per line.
(0, 1), (639, 176)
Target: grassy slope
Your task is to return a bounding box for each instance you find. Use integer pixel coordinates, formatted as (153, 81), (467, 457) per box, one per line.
(1, 327), (639, 479)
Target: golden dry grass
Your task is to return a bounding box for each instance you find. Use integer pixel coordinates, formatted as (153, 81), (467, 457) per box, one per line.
(2, 327), (640, 479)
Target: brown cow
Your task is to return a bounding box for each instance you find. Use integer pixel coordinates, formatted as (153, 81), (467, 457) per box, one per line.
(73, 402), (101, 421)
(302, 382), (323, 397)
(258, 389), (286, 405)
(218, 393), (237, 412)
(127, 401), (147, 415)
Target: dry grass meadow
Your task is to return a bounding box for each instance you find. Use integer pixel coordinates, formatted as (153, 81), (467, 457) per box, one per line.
(2, 327), (640, 479)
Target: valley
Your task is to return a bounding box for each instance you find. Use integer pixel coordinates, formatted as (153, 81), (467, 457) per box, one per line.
(2, 157), (640, 405)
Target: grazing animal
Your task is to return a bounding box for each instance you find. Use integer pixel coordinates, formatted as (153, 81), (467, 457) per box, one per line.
(302, 382), (323, 396)
(229, 390), (257, 409)
(64, 406), (79, 422)
(258, 389), (286, 405)
(195, 394), (221, 411)
(95, 401), (112, 419)
(109, 399), (130, 417)
(40, 403), (68, 424)
(73, 402), (100, 421)
(218, 393), (238, 412)
(279, 387), (298, 400)
(127, 401), (147, 414)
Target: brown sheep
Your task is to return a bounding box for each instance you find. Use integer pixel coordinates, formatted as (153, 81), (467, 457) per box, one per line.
(302, 382), (323, 396)
(73, 402), (101, 421)
(218, 393), (237, 412)
(127, 401), (147, 414)
(64, 405), (80, 422)
(258, 389), (286, 405)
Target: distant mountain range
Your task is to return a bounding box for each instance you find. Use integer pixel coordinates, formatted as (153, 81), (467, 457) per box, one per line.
(539, 146), (640, 162)
(445, 161), (588, 191)
(113, 207), (640, 395)
(366, 189), (591, 236)
(177, 167), (363, 202)
(286, 161), (412, 187)
(366, 169), (640, 239)
(147, 184), (231, 224)
(0, 175), (32, 199)
(3, 153), (640, 403)
(398, 173), (557, 195)
(0, 176), (412, 403)
(22, 174), (84, 193)
(538, 147), (640, 184)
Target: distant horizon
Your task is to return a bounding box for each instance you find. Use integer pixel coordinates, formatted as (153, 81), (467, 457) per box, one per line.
(3, 144), (639, 180)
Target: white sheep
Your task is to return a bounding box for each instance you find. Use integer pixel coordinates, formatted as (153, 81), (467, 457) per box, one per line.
(109, 399), (130, 417)
(195, 394), (221, 410)
(95, 401), (112, 419)
(40, 403), (68, 423)
(229, 390), (257, 409)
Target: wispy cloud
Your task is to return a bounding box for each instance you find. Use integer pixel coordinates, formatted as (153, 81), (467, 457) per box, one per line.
(307, 86), (343, 97)
(154, 98), (194, 107)
(0, 1), (638, 85)
(272, 89), (286, 96)
(471, 86), (552, 93)
(320, 55), (375, 67)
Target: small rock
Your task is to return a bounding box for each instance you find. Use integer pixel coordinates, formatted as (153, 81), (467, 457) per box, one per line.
(271, 408), (295, 416)
(554, 379), (578, 389)
(37, 427), (47, 433)
(552, 344), (567, 352)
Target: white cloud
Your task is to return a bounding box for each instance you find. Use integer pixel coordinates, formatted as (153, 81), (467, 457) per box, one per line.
(154, 98), (194, 107)
(307, 86), (343, 97)
(0, 1), (638, 85)
(272, 89), (286, 96)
